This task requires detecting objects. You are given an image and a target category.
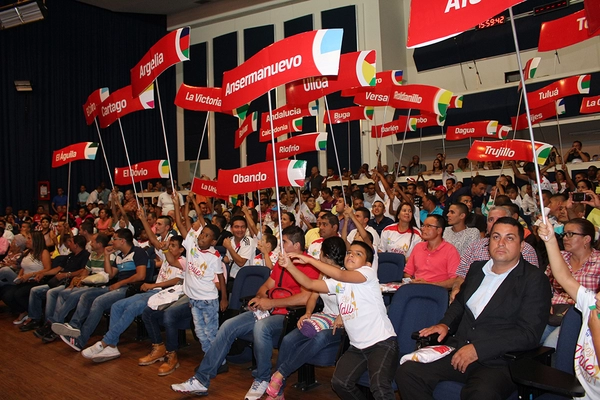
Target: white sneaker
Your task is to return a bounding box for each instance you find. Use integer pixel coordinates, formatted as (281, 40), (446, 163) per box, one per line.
(52, 322), (80, 337)
(245, 380), (269, 400)
(92, 346), (121, 363)
(82, 341), (104, 359)
(171, 377), (208, 396)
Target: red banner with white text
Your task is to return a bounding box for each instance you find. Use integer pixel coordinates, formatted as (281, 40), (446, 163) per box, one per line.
(131, 27), (190, 97)
(527, 74), (590, 110)
(52, 142), (99, 168)
(98, 85), (155, 129)
(446, 121), (507, 141)
(323, 106), (374, 124)
(191, 178), (228, 200)
(265, 132), (327, 161)
(467, 139), (552, 165)
(538, 10), (600, 52)
(83, 88), (110, 125)
(217, 160), (307, 195)
(407, 0), (524, 48)
(341, 69), (403, 97)
(259, 117), (303, 142)
(285, 50), (376, 105)
(389, 85), (453, 117)
(114, 160), (170, 186)
(221, 29), (343, 110)
(580, 95), (600, 114)
(235, 112), (258, 149)
(371, 118), (411, 138)
(511, 99), (565, 130)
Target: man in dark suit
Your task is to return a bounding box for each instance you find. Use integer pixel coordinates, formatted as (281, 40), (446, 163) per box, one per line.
(396, 217), (551, 400)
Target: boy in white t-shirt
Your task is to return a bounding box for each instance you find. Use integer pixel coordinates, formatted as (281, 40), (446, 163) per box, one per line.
(539, 222), (600, 400)
(282, 241), (398, 399)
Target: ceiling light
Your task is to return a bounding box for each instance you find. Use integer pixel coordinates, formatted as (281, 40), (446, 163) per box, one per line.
(14, 80), (32, 91)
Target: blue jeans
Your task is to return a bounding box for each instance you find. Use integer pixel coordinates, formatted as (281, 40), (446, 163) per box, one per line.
(541, 324), (560, 348)
(190, 298), (219, 353)
(49, 286), (93, 323)
(142, 299), (192, 352)
(195, 311), (285, 387)
(28, 284), (66, 321)
(276, 328), (342, 378)
(69, 286), (127, 347)
(0, 266), (17, 287)
(102, 290), (158, 346)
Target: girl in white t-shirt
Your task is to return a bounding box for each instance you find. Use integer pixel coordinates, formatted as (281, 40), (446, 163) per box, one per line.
(539, 221), (600, 400)
(281, 241), (398, 399)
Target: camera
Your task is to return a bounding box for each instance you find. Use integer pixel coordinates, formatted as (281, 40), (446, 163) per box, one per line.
(572, 192), (587, 202)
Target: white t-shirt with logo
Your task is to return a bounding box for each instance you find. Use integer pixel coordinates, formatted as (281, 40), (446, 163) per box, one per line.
(379, 224), (422, 257)
(575, 286), (600, 400)
(347, 226), (380, 250)
(155, 255), (185, 285)
(325, 266), (395, 349)
(182, 232), (223, 301)
(227, 236), (256, 278)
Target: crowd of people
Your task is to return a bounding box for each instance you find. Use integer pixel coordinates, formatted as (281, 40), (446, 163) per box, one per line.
(1, 140), (600, 400)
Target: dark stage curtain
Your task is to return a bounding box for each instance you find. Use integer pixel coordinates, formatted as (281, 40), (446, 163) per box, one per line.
(0, 0), (177, 212)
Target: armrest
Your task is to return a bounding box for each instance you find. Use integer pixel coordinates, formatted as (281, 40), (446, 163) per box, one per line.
(509, 358), (585, 397)
(504, 346), (555, 364)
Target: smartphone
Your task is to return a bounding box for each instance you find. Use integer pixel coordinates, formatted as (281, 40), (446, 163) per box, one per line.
(572, 192), (586, 202)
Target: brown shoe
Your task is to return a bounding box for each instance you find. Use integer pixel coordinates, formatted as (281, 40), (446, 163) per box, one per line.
(138, 343), (166, 366)
(158, 351), (180, 376)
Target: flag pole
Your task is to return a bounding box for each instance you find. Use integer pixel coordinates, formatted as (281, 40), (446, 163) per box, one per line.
(154, 80), (176, 191)
(508, 7), (547, 224)
(117, 119), (142, 211)
(347, 121), (351, 171)
(323, 95), (347, 207)
(267, 89), (285, 253)
(93, 119), (115, 189)
(554, 102), (565, 159)
(190, 112), (210, 193)
(396, 108), (412, 180)
(66, 162), (71, 225)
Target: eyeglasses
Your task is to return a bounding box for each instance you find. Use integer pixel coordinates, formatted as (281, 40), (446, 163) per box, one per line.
(560, 232), (586, 239)
(422, 224), (441, 229)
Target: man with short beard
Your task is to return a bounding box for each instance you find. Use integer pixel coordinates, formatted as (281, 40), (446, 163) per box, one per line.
(367, 200), (394, 236)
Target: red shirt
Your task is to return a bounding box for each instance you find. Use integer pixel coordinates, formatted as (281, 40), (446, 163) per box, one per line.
(405, 240), (460, 283)
(269, 259), (320, 314)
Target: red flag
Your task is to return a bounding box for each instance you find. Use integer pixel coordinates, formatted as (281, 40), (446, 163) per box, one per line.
(353, 90), (391, 107)
(407, 0), (524, 48)
(83, 88), (110, 125)
(285, 50), (376, 105)
(539, 9), (600, 52)
(511, 99), (566, 130)
(446, 121), (504, 141)
(265, 132), (327, 161)
(191, 178), (228, 200)
(323, 106), (374, 124)
(258, 117), (303, 142)
(221, 29), (343, 111)
(174, 85), (225, 112)
(389, 85), (453, 117)
(580, 95), (600, 114)
(448, 95), (463, 109)
(98, 85), (155, 129)
(114, 160), (169, 186)
(527, 74), (590, 110)
(217, 160), (307, 195)
(467, 139), (552, 164)
(409, 113), (446, 129)
(234, 112), (258, 149)
(131, 27), (190, 97)
(260, 103), (317, 130)
(52, 142), (99, 168)
(341, 69), (403, 97)
(586, 0), (600, 34)
(371, 118), (411, 138)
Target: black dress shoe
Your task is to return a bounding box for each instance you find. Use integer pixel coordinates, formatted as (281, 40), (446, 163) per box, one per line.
(34, 322), (52, 339)
(217, 362), (229, 374)
(19, 320), (39, 332)
(42, 331), (59, 343)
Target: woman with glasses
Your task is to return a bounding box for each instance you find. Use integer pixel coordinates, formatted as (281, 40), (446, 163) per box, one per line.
(541, 218), (600, 347)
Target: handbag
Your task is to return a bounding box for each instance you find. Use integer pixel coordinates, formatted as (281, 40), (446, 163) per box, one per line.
(548, 303), (571, 327)
(267, 268), (293, 315)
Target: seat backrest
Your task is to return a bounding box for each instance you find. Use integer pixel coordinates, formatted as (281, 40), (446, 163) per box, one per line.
(377, 252), (406, 283)
(554, 306), (582, 374)
(388, 283), (449, 356)
(145, 259), (156, 283)
(228, 266), (270, 311)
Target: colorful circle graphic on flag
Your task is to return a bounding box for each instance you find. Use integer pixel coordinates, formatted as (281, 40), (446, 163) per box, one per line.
(315, 132), (328, 151)
(392, 70), (403, 86)
(288, 160), (308, 187)
(177, 27), (191, 60)
(292, 118), (303, 132)
(578, 75), (591, 94)
(434, 89), (453, 117)
(356, 51), (377, 87)
(84, 143), (99, 160)
(486, 121), (498, 136)
(364, 107), (374, 120)
(160, 160), (170, 178)
(312, 29), (343, 76)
